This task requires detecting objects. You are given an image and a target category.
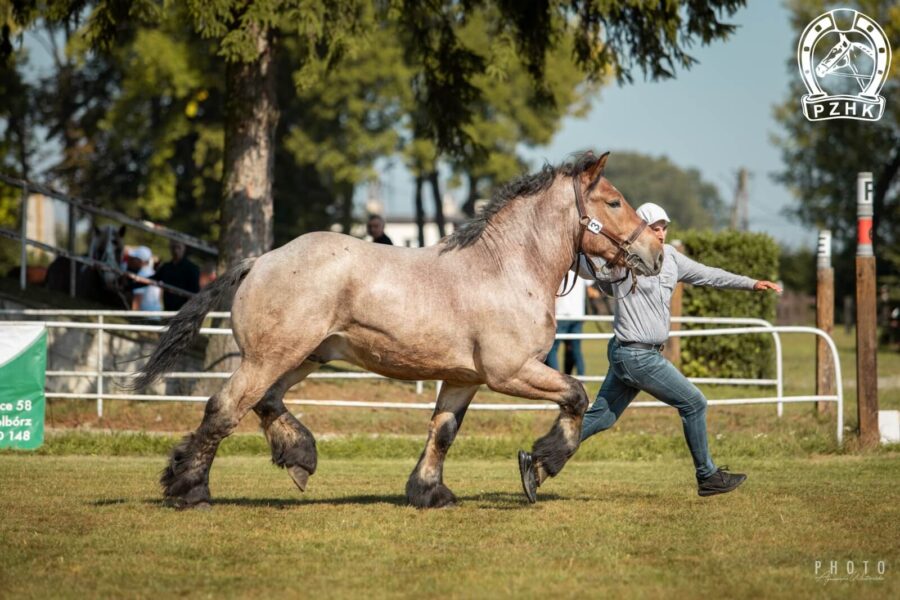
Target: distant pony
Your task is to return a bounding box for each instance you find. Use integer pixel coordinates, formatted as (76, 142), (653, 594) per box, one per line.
(45, 224), (128, 308)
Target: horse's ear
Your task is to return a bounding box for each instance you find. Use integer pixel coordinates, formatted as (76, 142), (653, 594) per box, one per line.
(585, 151), (610, 185)
(118, 225), (126, 238)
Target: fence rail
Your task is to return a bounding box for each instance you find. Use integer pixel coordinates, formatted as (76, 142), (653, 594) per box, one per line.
(0, 173), (214, 299)
(0, 309), (843, 443)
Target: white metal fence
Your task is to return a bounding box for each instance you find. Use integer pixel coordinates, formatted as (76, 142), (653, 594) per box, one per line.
(0, 309), (844, 442)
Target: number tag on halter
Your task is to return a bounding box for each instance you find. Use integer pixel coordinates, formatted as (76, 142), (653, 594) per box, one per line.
(586, 219), (603, 234)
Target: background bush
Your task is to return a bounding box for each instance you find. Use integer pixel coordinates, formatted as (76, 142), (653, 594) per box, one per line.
(677, 230), (779, 380)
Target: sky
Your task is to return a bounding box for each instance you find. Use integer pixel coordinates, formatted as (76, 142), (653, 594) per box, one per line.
(370, 1), (817, 248)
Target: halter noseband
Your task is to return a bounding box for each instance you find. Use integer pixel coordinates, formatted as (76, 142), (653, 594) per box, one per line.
(558, 173), (648, 297)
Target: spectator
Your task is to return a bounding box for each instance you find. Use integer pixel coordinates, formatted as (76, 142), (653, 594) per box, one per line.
(545, 273), (590, 376)
(153, 241), (200, 311)
(366, 214), (394, 245)
(130, 246), (162, 312)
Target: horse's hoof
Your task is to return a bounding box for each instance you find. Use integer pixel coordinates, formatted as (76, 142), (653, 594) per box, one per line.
(167, 498), (212, 511)
(518, 450), (538, 504)
(288, 465), (311, 492)
(407, 482), (457, 509)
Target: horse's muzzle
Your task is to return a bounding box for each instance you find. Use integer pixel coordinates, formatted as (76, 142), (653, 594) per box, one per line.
(625, 250), (662, 276)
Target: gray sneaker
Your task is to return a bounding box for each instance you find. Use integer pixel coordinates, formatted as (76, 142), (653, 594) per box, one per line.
(697, 466), (747, 497)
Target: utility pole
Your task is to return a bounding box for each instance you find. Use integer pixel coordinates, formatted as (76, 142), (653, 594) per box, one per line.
(730, 168), (749, 231)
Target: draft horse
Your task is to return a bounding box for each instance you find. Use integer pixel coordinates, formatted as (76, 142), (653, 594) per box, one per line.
(132, 151), (664, 509)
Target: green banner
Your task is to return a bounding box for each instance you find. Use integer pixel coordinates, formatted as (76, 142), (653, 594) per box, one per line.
(0, 325), (47, 450)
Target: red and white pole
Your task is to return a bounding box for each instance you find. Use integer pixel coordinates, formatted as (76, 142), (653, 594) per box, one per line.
(855, 172), (878, 447)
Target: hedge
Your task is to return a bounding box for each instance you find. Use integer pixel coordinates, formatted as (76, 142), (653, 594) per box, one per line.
(676, 230), (779, 380)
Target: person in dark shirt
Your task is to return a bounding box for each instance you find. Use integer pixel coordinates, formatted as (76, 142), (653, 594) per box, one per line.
(152, 241), (200, 311)
(366, 214), (393, 245)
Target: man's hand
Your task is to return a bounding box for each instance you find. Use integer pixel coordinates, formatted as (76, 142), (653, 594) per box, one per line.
(754, 280), (782, 293)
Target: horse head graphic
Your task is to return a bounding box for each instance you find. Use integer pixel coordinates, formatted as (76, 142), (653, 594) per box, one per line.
(815, 32), (877, 91)
(797, 9), (891, 121)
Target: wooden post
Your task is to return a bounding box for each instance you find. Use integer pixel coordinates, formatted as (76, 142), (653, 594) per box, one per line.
(664, 240), (684, 367)
(815, 230), (835, 414)
(68, 203), (77, 297)
(855, 172), (879, 447)
(19, 187), (28, 291)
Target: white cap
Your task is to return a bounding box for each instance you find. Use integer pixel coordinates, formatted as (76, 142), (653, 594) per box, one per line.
(636, 202), (670, 225)
(131, 246), (153, 262)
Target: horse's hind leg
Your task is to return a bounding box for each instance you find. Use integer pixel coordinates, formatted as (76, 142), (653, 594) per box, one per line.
(161, 360), (283, 509)
(406, 383), (479, 509)
(487, 358), (588, 502)
(253, 361), (322, 493)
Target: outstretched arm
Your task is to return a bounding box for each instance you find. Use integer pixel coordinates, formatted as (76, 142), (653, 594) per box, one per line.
(674, 249), (773, 291)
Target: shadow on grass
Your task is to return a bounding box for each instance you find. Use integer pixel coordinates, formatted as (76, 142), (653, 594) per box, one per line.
(91, 498), (130, 506)
(108, 492), (585, 510)
(217, 494), (409, 508)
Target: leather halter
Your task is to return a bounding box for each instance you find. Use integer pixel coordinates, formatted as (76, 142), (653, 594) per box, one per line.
(559, 173), (648, 297)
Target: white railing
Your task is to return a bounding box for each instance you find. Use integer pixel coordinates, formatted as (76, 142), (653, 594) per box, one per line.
(0, 309), (843, 443)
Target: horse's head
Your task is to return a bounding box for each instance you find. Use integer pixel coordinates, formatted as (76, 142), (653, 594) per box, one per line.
(89, 224), (126, 289)
(574, 152), (663, 276)
(816, 33), (851, 78)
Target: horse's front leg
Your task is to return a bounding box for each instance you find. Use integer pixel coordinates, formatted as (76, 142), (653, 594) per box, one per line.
(406, 383), (479, 509)
(487, 358), (589, 503)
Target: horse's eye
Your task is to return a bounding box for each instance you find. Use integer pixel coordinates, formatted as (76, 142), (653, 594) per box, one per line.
(607, 200), (621, 208)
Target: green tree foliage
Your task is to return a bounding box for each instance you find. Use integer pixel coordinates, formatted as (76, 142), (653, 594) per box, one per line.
(451, 8), (599, 216)
(679, 230), (779, 379)
(779, 245), (816, 295)
(602, 152), (727, 230)
(395, 0), (748, 155)
(2, 0), (749, 264)
(773, 0), (900, 296)
(69, 7), (225, 241)
(0, 26), (35, 272)
(278, 13), (412, 240)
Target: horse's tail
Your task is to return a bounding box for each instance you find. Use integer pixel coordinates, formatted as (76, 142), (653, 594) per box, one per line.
(128, 258), (257, 391)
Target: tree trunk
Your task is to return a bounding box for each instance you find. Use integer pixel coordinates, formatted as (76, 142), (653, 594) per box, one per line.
(414, 175), (425, 247)
(428, 170), (445, 238)
(463, 172), (479, 217)
(339, 183), (355, 235)
(203, 23), (278, 395)
(218, 24), (278, 270)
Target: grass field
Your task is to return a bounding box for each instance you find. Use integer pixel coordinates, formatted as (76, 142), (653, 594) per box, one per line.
(3, 325), (898, 598)
(0, 453), (898, 598)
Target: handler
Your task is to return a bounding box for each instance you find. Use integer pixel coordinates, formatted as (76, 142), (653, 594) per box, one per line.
(520, 202), (781, 500)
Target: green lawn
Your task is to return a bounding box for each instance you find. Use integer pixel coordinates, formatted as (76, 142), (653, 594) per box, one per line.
(7, 323), (900, 599)
(0, 454), (897, 598)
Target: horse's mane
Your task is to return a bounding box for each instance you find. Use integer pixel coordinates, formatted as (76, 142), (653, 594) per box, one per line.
(441, 152), (597, 252)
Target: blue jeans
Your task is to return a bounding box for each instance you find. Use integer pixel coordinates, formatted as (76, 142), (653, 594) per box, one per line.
(581, 337), (717, 480)
(546, 320), (585, 375)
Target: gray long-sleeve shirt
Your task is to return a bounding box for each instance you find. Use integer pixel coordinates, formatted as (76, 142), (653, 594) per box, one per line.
(579, 244), (757, 344)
